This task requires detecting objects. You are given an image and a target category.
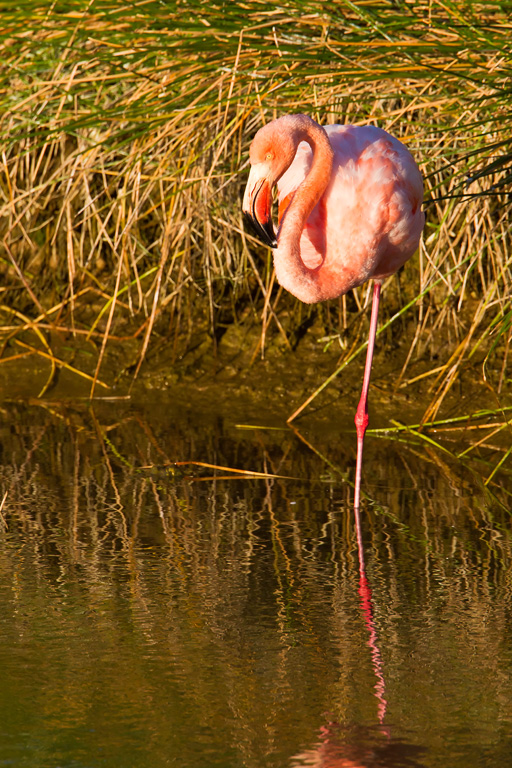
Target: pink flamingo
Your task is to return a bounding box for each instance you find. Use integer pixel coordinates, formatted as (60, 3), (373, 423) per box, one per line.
(242, 114), (424, 508)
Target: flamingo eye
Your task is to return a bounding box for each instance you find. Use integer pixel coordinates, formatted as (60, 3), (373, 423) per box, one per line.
(266, 152), (273, 161)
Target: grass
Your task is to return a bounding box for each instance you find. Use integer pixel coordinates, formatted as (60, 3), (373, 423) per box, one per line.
(0, 0), (511, 433)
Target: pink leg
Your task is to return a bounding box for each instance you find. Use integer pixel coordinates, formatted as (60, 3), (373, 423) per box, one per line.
(354, 281), (381, 510)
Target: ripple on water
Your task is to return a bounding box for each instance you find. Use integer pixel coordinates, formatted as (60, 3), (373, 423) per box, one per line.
(0, 401), (511, 767)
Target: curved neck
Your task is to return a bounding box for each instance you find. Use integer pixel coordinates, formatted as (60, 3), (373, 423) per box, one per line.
(278, 119), (333, 247)
(274, 118), (334, 302)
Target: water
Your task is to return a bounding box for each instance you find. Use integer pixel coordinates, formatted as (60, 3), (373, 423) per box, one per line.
(0, 395), (511, 767)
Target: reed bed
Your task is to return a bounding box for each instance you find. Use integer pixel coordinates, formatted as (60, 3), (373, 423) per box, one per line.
(0, 1), (511, 425)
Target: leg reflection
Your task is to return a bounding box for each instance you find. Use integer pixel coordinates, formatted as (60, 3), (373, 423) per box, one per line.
(354, 504), (387, 725)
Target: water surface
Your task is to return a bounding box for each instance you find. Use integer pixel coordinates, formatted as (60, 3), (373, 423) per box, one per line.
(0, 395), (510, 767)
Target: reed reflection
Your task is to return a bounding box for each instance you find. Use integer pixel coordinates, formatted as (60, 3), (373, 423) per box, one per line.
(0, 401), (511, 768)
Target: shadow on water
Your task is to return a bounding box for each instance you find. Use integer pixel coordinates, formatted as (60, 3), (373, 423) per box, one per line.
(0, 393), (511, 767)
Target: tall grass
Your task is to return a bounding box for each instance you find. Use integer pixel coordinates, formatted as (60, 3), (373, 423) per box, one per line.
(0, 1), (511, 421)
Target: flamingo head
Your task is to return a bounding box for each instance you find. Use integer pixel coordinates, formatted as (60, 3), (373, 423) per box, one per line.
(242, 118), (299, 249)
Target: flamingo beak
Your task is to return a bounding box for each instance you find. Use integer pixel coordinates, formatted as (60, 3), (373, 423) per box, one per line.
(242, 166), (277, 249)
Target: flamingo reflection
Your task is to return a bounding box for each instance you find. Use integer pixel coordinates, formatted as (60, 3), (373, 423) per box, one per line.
(354, 504), (387, 725)
(290, 507), (428, 767)
(290, 720), (425, 767)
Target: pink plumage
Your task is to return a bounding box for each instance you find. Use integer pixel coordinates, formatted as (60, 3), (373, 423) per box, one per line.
(243, 114), (423, 303)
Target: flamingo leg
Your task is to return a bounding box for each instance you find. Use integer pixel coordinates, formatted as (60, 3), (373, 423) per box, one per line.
(354, 280), (382, 510)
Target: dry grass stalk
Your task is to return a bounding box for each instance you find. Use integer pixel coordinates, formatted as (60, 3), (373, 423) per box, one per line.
(0, 2), (510, 424)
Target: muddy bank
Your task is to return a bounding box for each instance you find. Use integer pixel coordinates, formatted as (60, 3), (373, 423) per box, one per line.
(0, 314), (490, 421)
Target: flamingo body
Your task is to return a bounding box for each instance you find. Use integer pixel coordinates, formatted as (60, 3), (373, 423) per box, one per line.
(242, 114), (424, 304)
(277, 124), (424, 297)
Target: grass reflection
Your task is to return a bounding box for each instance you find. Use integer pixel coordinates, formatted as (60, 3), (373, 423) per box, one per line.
(0, 399), (511, 767)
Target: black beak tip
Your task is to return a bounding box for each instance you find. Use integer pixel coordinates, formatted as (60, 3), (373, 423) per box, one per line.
(243, 211), (277, 249)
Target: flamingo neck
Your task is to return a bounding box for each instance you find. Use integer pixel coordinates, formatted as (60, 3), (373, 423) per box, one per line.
(274, 118), (334, 303)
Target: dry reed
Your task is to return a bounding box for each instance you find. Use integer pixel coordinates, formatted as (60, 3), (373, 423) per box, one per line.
(0, 1), (510, 428)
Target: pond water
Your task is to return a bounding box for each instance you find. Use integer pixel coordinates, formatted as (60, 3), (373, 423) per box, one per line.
(0, 392), (511, 767)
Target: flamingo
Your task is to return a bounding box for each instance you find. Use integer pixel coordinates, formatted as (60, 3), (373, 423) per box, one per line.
(242, 114), (424, 509)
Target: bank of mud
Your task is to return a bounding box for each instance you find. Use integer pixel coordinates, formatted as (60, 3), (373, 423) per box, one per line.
(0, 309), (504, 447)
